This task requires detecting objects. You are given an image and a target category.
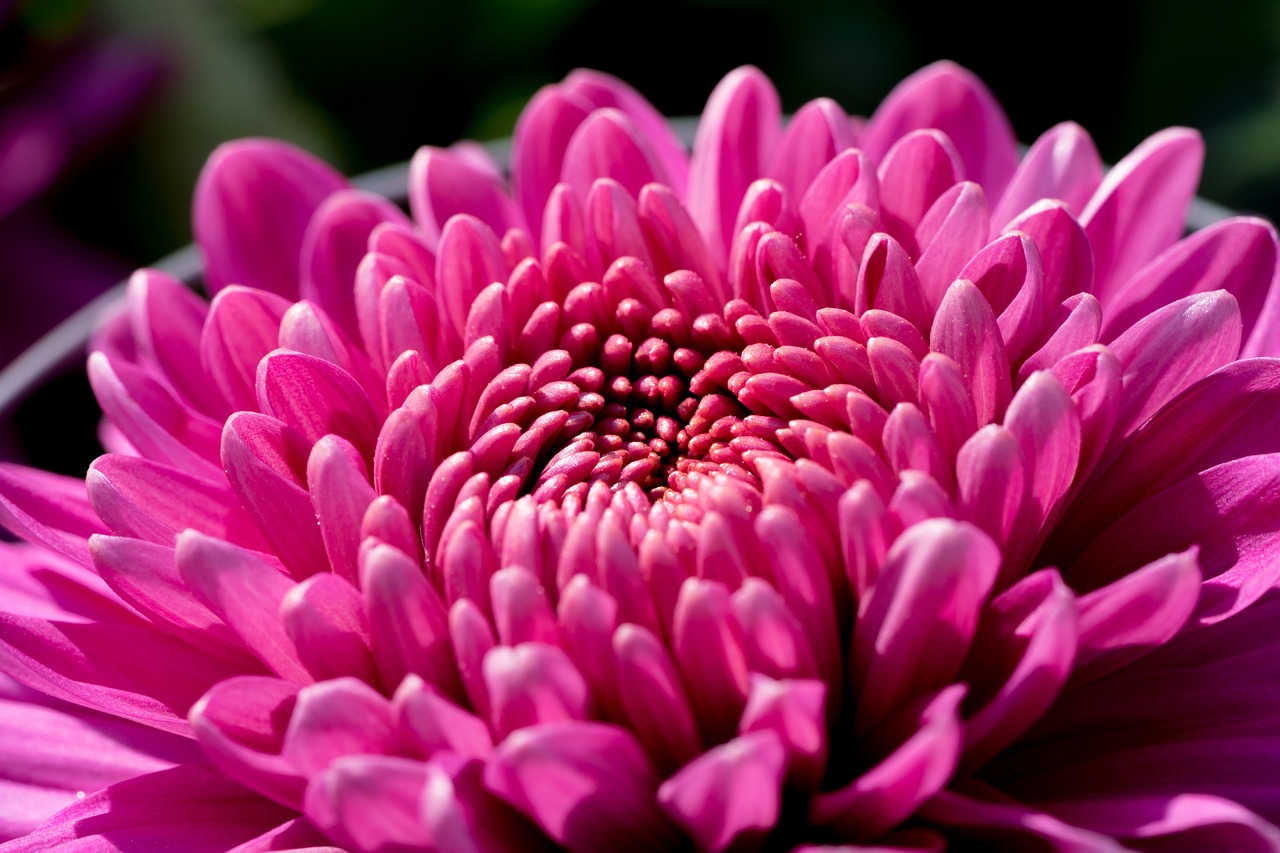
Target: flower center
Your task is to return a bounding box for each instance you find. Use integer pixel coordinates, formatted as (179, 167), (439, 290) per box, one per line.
(508, 301), (792, 510)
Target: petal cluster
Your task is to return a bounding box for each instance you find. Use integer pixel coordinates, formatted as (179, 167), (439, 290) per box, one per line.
(3, 61), (1280, 852)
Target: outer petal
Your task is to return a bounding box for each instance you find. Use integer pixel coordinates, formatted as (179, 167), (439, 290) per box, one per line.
(194, 139), (347, 298)
(688, 66), (781, 268)
(4, 764), (298, 853)
(862, 61), (1019, 202)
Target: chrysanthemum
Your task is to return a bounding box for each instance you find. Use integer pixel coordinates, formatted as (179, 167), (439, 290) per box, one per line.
(3, 61), (1280, 852)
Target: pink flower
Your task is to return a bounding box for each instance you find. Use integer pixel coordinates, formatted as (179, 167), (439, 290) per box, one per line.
(3, 61), (1280, 851)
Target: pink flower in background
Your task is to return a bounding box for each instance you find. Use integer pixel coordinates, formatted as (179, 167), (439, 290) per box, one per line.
(3, 61), (1280, 850)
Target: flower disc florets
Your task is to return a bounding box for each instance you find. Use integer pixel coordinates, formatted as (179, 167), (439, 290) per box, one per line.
(4, 61), (1280, 853)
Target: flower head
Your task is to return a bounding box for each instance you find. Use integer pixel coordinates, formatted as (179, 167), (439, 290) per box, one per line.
(4, 61), (1280, 851)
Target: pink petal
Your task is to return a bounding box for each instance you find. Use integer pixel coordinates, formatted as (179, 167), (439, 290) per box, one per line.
(929, 279), (1011, 426)
(611, 621), (702, 775)
(0, 613), (247, 736)
(1080, 127), (1205, 306)
(852, 519), (999, 733)
(280, 677), (395, 777)
(671, 577), (751, 743)
(175, 530), (308, 683)
(300, 189), (410, 342)
(562, 109), (666, 207)
(392, 674), (492, 760)
(280, 572), (376, 685)
(484, 721), (677, 853)
(812, 686), (966, 841)
(483, 642), (589, 738)
(126, 269), (225, 418)
(435, 214), (509, 340)
(658, 729), (786, 852)
(914, 182), (989, 312)
(221, 412), (328, 581)
(956, 232), (1045, 364)
(0, 465), (107, 567)
(410, 145), (524, 250)
(856, 233), (931, 334)
(1004, 199), (1094, 308)
(1070, 550), (1200, 685)
(9, 764), (297, 852)
(955, 425), (1029, 550)
(739, 674), (828, 790)
(688, 66), (782, 268)
(863, 61), (1019, 202)
(304, 754), (432, 851)
(767, 97), (854, 200)
(200, 285), (293, 412)
(1106, 290), (1242, 439)
(306, 435), (376, 586)
(512, 86), (592, 237)
(257, 348), (381, 463)
(991, 121), (1103, 230)
(1103, 218), (1275, 346)
(960, 569), (1077, 769)
(359, 541), (461, 700)
(918, 786), (1118, 850)
(194, 139), (346, 297)
(874, 129), (964, 254)
(1044, 794), (1280, 850)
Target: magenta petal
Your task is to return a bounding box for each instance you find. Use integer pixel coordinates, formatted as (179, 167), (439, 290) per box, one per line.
(200, 285), (293, 412)
(87, 453), (268, 551)
(853, 519), (999, 733)
(1071, 550), (1200, 685)
(189, 676), (306, 808)
(280, 677), (395, 777)
(960, 569), (1077, 769)
(435, 214), (509, 340)
(257, 348), (381, 462)
(89, 536), (251, 661)
(484, 721), (678, 853)
(875, 130), (964, 254)
(688, 66), (782, 268)
(739, 674), (828, 790)
(304, 754), (432, 851)
(914, 182), (989, 312)
(306, 435), (377, 586)
(562, 110), (665, 207)
(221, 413), (328, 581)
(0, 612), (246, 736)
(1004, 199), (1094, 308)
(1001, 371), (1081, 563)
(658, 729), (787, 852)
(392, 674), (492, 760)
(194, 139), (347, 298)
(811, 685), (965, 841)
(929, 279), (1011, 426)
(768, 97), (854, 200)
(280, 572), (377, 685)
(991, 121), (1103, 230)
(671, 577), (751, 743)
(1107, 290), (1242, 439)
(956, 232), (1045, 363)
(1050, 359), (1280, 562)
(1045, 794), (1280, 850)
(300, 189), (410, 342)
(176, 530), (308, 683)
(8, 764), (298, 853)
(955, 425), (1028, 551)
(1080, 127), (1205, 306)
(87, 352), (223, 479)
(1103, 218), (1278, 346)
(0, 542), (128, 625)
(611, 622), (702, 775)
(360, 541), (461, 700)
(484, 642), (589, 738)
(638, 183), (725, 302)
(862, 60), (1019, 202)
(1067, 454), (1280, 626)
(0, 464), (107, 567)
(512, 86), (592, 237)
(126, 269), (225, 418)
(918, 786), (1117, 850)
(0, 676), (196, 840)
(410, 145), (524, 250)
(563, 68), (690, 196)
